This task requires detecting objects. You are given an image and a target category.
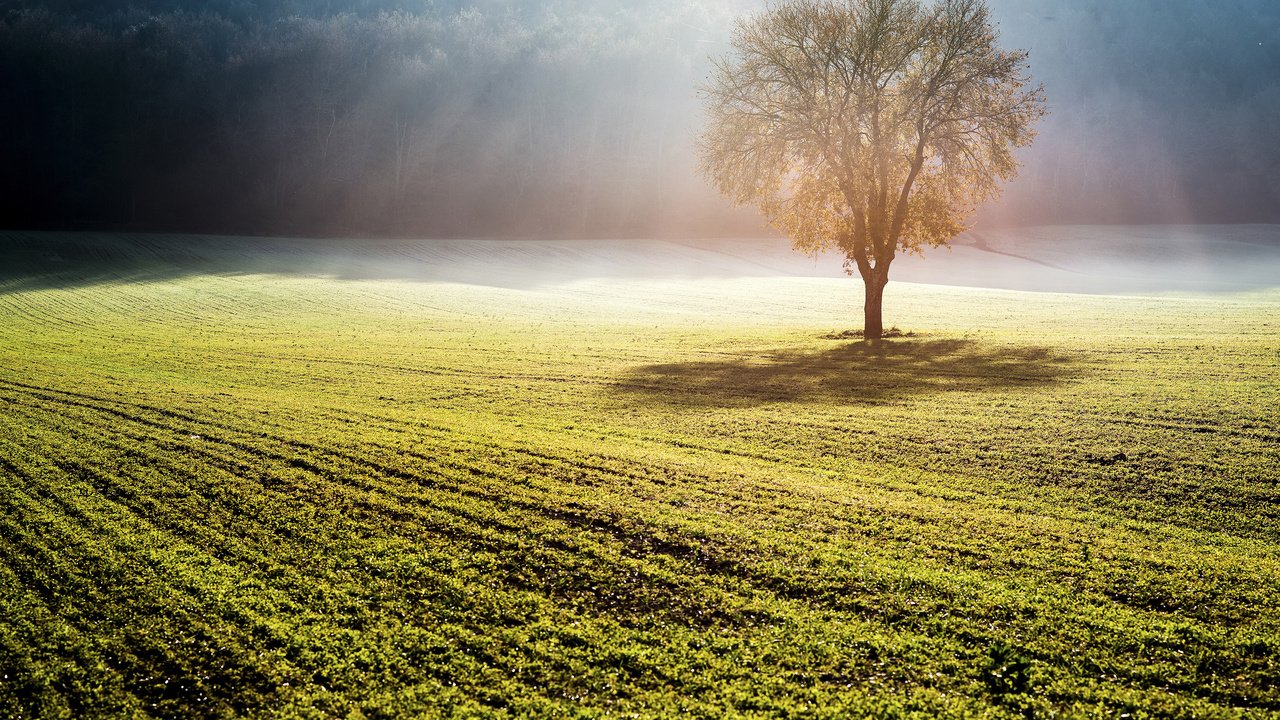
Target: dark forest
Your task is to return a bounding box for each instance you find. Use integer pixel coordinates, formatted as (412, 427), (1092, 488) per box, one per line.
(2, 0), (1278, 236)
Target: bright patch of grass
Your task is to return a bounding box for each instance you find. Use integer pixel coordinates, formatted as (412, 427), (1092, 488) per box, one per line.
(0, 233), (1277, 718)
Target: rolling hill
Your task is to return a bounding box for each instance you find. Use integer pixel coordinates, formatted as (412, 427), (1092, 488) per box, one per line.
(1, 228), (1277, 718)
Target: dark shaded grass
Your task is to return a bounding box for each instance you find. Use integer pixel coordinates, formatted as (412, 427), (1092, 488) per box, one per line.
(614, 339), (1080, 407)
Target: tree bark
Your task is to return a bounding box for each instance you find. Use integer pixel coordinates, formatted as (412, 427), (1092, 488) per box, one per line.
(863, 273), (887, 340)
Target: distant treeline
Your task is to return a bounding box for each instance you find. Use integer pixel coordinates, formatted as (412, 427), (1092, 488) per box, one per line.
(989, 0), (1280, 226)
(2, 0), (1278, 236)
(0, 1), (741, 236)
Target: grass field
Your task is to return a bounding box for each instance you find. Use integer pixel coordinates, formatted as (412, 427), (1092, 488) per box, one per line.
(1, 231), (1278, 718)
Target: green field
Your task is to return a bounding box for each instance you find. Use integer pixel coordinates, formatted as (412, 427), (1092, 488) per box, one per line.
(1, 232), (1278, 718)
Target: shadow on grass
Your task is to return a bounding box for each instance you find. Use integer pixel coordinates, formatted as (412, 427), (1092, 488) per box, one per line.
(612, 338), (1080, 407)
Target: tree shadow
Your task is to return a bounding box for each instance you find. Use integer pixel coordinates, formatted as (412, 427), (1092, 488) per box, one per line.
(612, 338), (1081, 407)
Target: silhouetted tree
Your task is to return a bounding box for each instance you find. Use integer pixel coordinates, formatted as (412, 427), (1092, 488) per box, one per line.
(699, 0), (1044, 338)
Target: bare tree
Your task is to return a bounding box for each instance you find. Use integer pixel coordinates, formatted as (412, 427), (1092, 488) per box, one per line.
(699, 0), (1045, 339)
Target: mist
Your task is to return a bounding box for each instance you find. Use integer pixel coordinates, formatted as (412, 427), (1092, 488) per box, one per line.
(1, 0), (1277, 236)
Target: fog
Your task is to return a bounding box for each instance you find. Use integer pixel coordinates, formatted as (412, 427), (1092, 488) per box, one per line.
(7, 225), (1278, 296)
(1, 0), (1277, 236)
(984, 0), (1280, 225)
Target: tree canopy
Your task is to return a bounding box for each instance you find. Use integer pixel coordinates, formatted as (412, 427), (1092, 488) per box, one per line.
(700, 0), (1045, 338)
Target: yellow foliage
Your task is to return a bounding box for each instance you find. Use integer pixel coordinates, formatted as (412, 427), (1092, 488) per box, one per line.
(699, 0), (1045, 281)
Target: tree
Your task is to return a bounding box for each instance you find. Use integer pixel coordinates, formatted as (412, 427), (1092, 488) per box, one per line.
(699, 0), (1045, 339)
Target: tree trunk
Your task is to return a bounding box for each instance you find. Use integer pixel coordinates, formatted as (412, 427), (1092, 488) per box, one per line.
(863, 274), (887, 340)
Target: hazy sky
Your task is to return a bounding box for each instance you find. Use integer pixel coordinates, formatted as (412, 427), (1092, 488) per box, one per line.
(2, 0), (1278, 233)
(680, 0), (1280, 226)
(979, 0), (1280, 224)
(439, 0), (1280, 227)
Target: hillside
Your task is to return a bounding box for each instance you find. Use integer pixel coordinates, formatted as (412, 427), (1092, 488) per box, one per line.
(0, 231), (1278, 717)
(3, 225), (1279, 295)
